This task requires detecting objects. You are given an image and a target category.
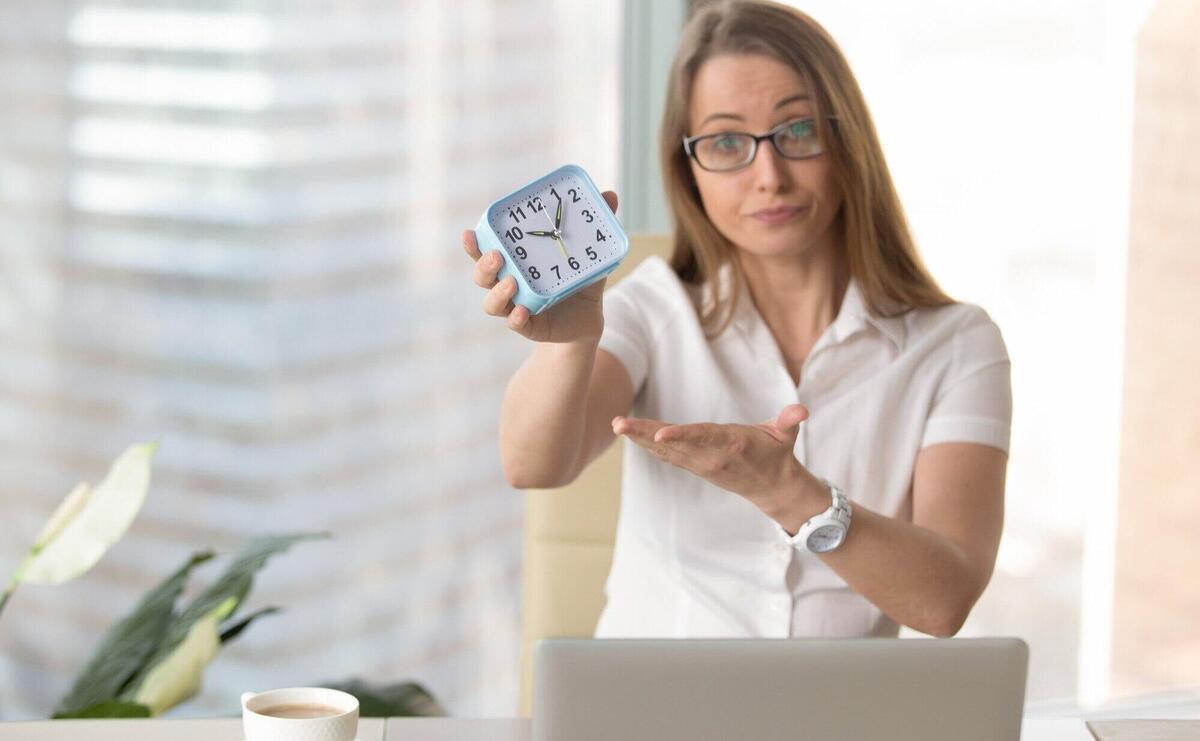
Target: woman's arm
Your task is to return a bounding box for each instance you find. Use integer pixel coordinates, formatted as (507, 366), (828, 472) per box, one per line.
(462, 190), (634, 490)
(798, 442), (1007, 637)
(500, 344), (634, 489)
(614, 411), (1007, 638)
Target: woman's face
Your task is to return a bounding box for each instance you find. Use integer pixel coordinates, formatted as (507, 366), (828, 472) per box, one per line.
(687, 53), (843, 262)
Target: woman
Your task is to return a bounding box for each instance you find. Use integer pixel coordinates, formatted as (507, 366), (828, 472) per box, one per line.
(462, 0), (1010, 639)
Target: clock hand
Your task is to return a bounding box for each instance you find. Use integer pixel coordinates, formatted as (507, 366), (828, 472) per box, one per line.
(525, 229), (555, 237)
(541, 202), (568, 258)
(554, 191), (563, 230)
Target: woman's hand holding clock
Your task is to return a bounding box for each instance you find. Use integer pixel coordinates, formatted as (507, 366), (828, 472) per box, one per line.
(463, 190), (619, 344)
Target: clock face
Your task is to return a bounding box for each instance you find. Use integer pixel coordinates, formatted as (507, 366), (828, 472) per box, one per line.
(487, 172), (622, 297)
(808, 524), (845, 552)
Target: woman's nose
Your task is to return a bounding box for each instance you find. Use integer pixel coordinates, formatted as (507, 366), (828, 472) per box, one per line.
(750, 140), (789, 191)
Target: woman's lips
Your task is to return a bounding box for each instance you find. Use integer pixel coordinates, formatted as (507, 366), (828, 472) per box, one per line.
(750, 206), (802, 225)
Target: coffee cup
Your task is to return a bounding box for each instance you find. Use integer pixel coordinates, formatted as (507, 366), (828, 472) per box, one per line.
(241, 686), (359, 741)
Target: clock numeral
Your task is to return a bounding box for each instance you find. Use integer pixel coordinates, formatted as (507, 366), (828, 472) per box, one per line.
(595, 229), (607, 242)
(551, 265), (561, 280)
(567, 256), (580, 270)
(504, 226), (524, 242)
(527, 196), (544, 212)
(529, 266), (541, 280)
(508, 206), (527, 222)
(550, 187), (561, 200)
(567, 188), (582, 203)
(515, 246), (528, 259)
(582, 209), (594, 223)
(586, 246), (598, 260)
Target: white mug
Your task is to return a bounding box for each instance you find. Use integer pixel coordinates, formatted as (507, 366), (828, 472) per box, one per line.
(241, 686), (359, 741)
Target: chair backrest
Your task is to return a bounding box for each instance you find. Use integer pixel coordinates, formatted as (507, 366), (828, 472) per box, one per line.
(518, 233), (673, 716)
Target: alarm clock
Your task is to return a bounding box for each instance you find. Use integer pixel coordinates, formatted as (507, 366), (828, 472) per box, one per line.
(474, 164), (629, 315)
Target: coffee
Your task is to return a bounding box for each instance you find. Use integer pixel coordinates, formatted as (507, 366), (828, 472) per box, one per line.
(258, 703), (344, 719)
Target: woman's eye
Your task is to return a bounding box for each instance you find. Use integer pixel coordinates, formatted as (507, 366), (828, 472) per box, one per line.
(786, 120), (814, 139)
(714, 135), (741, 150)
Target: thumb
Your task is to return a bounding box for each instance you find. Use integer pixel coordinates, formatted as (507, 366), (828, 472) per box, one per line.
(775, 404), (809, 430)
(758, 404), (809, 444)
(602, 190), (618, 214)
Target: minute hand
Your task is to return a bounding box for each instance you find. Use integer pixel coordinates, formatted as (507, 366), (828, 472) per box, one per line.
(541, 205), (568, 258)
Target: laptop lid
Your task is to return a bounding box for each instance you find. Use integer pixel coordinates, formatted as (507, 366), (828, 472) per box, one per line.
(533, 637), (1028, 741)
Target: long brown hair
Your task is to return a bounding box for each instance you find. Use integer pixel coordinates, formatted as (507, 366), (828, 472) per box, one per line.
(661, 0), (953, 335)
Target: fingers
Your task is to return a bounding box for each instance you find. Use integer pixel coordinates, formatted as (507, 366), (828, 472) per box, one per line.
(462, 229), (482, 261)
(473, 249), (504, 288)
(483, 275), (518, 317)
(612, 415), (667, 440)
(506, 303), (532, 332)
(466, 236), (528, 331)
(611, 415), (635, 437)
(655, 423), (720, 446)
(466, 230), (521, 322)
(615, 418), (675, 462)
(601, 190), (618, 214)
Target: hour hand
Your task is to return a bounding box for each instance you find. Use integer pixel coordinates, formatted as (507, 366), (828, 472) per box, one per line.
(525, 229), (555, 237)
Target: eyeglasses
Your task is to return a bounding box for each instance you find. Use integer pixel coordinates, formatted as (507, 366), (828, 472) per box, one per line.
(682, 116), (837, 172)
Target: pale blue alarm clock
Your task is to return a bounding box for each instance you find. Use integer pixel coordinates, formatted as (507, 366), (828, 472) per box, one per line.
(474, 164), (629, 315)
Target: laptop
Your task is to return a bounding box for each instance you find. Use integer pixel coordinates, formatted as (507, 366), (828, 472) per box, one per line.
(533, 637), (1028, 741)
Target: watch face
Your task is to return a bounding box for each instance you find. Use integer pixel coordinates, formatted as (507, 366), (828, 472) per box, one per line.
(807, 524), (845, 553)
(487, 169), (623, 296)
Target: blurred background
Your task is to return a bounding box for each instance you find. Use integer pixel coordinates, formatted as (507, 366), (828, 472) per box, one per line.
(1, 0), (1196, 721)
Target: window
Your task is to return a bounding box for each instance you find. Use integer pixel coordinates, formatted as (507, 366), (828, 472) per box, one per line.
(781, 0), (1154, 707)
(0, 0), (620, 718)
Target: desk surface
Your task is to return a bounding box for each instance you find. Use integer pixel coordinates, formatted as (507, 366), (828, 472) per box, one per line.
(0, 716), (1195, 740)
(0, 718), (388, 740)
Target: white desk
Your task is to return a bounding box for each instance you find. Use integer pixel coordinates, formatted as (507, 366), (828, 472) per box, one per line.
(0, 716), (1098, 740)
(388, 718), (1105, 740)
(0, 718), (386, 740)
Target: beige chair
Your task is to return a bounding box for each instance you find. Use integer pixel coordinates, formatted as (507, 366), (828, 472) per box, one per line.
(518, 233), (673, 717)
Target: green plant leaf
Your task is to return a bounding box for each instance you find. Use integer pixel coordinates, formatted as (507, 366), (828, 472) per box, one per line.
(321, 679), (448, 717)
(60, 700), (152, 719)
(11, 443), (157, 587)
(53, 551), (215, 718)
(120, 532), (327, 701)
(219, 606), (281, 645)
(129, 598), (234, 716)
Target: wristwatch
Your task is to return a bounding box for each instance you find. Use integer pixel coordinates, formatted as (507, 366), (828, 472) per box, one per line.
(790, 480), (852, 553)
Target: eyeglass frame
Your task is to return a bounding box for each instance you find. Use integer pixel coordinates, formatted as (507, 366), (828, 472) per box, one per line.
(681, 116), (840, 172)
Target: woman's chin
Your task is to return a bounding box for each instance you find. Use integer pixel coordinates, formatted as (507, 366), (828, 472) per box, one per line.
(732, 233), (819, 260)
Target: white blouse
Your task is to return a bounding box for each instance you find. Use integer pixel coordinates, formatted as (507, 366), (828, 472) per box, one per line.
(594, 256), (1011, 639)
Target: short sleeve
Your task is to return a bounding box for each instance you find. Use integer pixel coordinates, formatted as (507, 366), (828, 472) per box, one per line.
(598, 276), (652, 393)
(920, 307), (1013, 453)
